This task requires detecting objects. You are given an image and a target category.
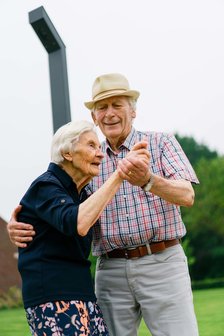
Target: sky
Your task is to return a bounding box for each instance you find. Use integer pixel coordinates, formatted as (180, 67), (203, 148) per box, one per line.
(1, 0), (224, 221)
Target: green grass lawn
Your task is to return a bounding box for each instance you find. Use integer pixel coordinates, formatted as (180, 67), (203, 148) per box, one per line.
(0, 287), (224, 335)
(0, 307), (30, 335)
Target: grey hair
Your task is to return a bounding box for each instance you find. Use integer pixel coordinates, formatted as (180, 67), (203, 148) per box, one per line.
(127, 97), (137, 111)
(51, 120), (96, 164)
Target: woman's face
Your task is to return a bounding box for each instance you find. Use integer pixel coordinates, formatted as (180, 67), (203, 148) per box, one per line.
(70, 131), (104, 177)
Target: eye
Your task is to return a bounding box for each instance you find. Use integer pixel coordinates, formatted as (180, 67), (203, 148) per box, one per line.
(88, 142), (96, 149)
(113, 103), (122, 109)
(96, 105), (107, 111)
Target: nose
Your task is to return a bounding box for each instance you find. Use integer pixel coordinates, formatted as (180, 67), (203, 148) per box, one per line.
(96, 148), (104, 159)
(105, 105), (115, 117)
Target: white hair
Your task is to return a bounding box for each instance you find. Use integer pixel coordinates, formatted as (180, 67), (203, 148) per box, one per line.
(127, 97), (137, 111)
(51, 120), (96, 164)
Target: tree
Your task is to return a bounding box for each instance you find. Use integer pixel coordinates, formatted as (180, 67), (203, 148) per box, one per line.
(182, 157), (224, 280)
(175, 134), (218, 167)
(175, 134), (223, 280)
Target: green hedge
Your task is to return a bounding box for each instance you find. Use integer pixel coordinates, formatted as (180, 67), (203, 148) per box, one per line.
(192, 277), (224, 290)
(0, 287), (23, 310)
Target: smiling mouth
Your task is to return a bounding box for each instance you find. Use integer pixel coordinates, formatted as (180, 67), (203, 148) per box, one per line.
(104, 122), (119, 126)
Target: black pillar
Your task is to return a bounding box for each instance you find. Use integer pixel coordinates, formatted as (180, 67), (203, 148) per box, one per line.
(29, 6), (71, 133)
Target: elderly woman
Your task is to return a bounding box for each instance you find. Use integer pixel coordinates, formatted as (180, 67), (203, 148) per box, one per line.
(17, 120), (149, 336)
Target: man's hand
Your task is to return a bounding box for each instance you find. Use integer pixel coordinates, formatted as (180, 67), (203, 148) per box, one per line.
(7, 205), (35, 248)
(117, 141), (151, 186)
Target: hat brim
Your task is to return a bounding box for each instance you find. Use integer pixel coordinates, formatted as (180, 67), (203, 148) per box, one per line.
(84, 90), (140, 110)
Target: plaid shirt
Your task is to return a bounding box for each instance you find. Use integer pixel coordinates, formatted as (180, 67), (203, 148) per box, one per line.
(86, 127), (199, 256)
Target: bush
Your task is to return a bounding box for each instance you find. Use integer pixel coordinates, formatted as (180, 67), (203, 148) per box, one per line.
(0, 286), (23, 310)
(192, 277), (224, 290)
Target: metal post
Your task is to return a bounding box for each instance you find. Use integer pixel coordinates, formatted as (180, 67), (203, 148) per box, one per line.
(29, 6), (71, 133)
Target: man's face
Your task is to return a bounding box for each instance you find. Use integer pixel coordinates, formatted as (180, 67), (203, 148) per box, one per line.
(91, 96), (136, 144)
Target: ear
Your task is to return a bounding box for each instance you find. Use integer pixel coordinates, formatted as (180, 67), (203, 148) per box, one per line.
(131, 109), (136, 119)
(91, 111), (98, 126)
(62, 152), (73, 161)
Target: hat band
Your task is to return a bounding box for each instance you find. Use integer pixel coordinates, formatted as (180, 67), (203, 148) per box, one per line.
(93, 88), (129, 101)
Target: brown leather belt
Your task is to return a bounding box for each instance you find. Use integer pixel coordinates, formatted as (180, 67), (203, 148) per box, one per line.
(105, 239), (180, 259)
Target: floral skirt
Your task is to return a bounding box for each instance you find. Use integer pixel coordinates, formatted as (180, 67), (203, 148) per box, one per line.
(25, 300), (110, 335)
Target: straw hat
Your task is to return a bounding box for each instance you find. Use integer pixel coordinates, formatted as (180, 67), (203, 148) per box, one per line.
(84, 73), (140, 110)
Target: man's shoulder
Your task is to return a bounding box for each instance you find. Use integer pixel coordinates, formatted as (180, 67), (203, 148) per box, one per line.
(136, 129), (173, 143)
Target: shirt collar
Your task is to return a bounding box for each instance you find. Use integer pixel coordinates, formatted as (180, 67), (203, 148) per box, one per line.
(47, 162), (77, 190)
(105, 127), (138, 153)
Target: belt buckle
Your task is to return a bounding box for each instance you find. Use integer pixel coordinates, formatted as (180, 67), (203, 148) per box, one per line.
(126, 247), (139, 260)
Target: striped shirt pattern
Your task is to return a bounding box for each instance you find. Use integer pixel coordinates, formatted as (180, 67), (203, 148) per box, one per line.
(86, 127), (199, 256)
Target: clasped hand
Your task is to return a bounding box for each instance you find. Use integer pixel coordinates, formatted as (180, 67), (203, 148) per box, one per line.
(117, 141), (151, 186)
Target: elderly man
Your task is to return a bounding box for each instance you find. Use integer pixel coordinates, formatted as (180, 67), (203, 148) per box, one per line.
(8, 73), (199, 336)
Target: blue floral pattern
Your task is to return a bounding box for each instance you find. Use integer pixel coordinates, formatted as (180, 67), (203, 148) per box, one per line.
(26, 300), (109, 335)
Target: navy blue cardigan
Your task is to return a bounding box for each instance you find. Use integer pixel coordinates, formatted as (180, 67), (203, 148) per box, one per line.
(18, 163), (96, 308)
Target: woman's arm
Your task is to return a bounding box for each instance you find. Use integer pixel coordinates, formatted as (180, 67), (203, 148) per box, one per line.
(77, 141), (150, 235)
(77, 170), (122, 236)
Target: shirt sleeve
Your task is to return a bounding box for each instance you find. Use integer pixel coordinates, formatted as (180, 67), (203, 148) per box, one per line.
(160, 133), (199, 183)
(24, 179), (80, 236)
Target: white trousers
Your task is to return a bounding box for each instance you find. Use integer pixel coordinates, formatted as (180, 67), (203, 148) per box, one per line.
(95, 244), (199, 336)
